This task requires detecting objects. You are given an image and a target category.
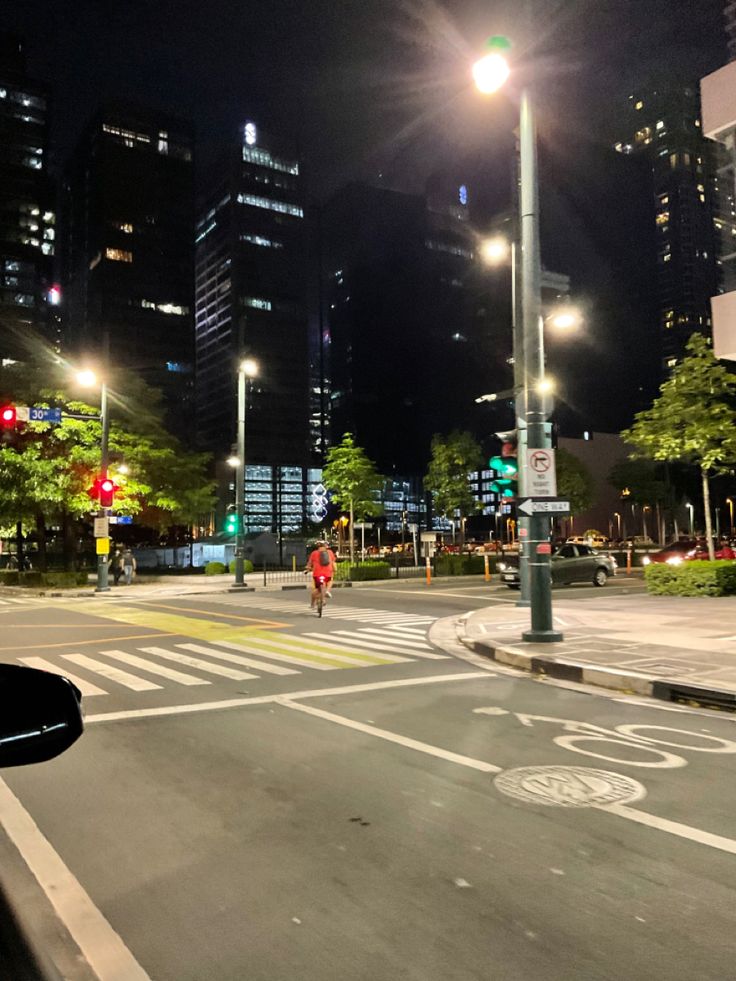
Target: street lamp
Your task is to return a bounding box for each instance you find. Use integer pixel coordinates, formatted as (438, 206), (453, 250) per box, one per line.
(233, 358), (259, 587)
(77, 368), (110, 592)
(727, 497), (734, 537)
(475, 36), (561, 641)
(546, 306), (582, 333)
(479, 236), (511, 266)
(686, 502), (694, 536)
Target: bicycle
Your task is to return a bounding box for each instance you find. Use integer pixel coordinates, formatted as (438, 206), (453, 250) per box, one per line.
(313, 574), (330, 617)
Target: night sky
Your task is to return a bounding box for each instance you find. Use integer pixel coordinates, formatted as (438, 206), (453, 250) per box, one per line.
(5, 0), (728, 199)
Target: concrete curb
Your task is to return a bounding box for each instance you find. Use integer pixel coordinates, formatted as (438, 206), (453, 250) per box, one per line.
(458, 631), (736, 712)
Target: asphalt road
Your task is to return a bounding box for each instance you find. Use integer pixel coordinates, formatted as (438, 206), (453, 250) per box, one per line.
(2, 580), (733, 981)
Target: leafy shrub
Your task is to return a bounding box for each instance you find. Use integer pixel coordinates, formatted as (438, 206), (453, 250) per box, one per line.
(0, 571), (19, 586)
(434, 554), (486, 576)
(644, 560), (736, 596)
(228, 559), (254, 574)
(204, 561), (227, 575)
(335, 561), (391, 581)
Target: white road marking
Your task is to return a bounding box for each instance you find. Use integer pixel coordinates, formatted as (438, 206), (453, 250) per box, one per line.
(294, 635), (411, 663)
(62, 654), (161, 691)
(0, 778), (152, 980)
(222, 635), (379, 668)
(213, 639), (339, 670)
(348, 628), (436, 650)
(177, 643), (298, 675)
(276, 698), (503, 773)
(323, 631), (448, 660)
(599, 802), (736, 856)
(138, 646), (258, 681)
(385, 626), (430, 636)
(100, 649), (210, 686)
(19, 657), (108, 696)
(83, 672), (495, 724)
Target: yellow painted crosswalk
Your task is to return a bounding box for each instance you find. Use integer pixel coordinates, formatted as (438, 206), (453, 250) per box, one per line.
(15, 625), (446, 697)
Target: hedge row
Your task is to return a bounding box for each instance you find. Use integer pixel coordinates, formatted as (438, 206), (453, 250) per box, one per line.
(204, 560), (255, 576)
(434, 554), (487, 576)
(335, 561), (391, 581)
(644, 561), (736, 596)
(0, 571), (90, 588)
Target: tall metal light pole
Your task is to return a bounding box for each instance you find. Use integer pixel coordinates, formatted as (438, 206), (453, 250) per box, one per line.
(78, 370), (110, 593)
(474, 36), (561, 642)
(233, 358), (258, 587)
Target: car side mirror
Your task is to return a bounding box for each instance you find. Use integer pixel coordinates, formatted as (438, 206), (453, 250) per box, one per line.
(0, 665), (84, 768)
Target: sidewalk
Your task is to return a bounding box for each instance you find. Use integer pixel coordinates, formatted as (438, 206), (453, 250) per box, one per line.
(457, 593), (736, 710)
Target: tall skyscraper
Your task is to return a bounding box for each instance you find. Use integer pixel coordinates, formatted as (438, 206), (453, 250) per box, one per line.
(61, 102), (194, 420)
(194, 120), (309, 465)
(725, 0), (736, 61)
(615, 84), (719, 369)
(0, 32), (56, 362)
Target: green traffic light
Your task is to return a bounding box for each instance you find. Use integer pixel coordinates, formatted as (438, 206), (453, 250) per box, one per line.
(489, 455), (518, 477)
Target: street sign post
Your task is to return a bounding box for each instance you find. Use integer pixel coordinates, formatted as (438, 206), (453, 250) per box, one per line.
(517, 497), (570, 517)
(14, 406), (62, 424)
(93, 517), (109, 538)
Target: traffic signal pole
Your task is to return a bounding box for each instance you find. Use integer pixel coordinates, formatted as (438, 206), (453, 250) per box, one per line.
(510, 240), (531, 608)
(519, 88), (561, 642)
(96, 381), (111, 593)
(233, 366), (247, 588)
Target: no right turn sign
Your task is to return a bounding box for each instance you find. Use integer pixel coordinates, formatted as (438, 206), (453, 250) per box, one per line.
(526, 448), (557, 498)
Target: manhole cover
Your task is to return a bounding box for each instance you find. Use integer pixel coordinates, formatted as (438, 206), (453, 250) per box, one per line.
(493, 765), (646, 808)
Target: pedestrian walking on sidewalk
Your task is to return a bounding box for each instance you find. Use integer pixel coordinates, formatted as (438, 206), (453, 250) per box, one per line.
(122, 548), (137, 585)
(111, 548), (123, 586)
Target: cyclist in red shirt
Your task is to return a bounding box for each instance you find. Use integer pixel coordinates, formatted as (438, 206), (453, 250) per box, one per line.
(305, 541), (337, 608)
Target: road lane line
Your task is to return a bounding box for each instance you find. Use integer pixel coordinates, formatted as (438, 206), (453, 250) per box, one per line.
(83, 672), (495, 724)
(18, 657), (108, 696)
(177, 643), (299, 675)
(0, 778), (152, 980)
(138, 647), (258, 680)
(344, 628), (435, 650)
(100, 649), (211, 685)
(233, 635), (388, 667)
(62, 654), (162, 691)
(276, 698), (503, 773)
(0, 632), (178, 651)
(386, 626), (431, 636)
(599, 802), (736, 855)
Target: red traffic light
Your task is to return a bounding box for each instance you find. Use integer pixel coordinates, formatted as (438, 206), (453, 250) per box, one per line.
(88, 476), (119, 508)
(1, 405), (16, 427)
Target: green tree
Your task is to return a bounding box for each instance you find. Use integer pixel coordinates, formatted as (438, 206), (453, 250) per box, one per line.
(622, 333), (736, 559)
(424, 431), (482, 545)
(322, 434), (383, 563)
(0, 364), (216, 568)
(556, 447), (595, 516)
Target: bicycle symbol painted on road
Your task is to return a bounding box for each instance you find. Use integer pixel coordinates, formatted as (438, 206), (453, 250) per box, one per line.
(473, 707), (736, 769)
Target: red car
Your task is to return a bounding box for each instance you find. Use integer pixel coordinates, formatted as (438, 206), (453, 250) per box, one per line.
(643, 540), (735, 565)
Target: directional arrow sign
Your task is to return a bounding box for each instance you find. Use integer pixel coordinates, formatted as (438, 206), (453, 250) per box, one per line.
(517, 498), (571, 516)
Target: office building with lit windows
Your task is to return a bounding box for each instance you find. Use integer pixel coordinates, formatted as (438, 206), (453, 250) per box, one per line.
(61, 102), (194, 422)
(615, 84), (719, 368)
(194, 121), (309, 465)
(0, 33), (56, 361)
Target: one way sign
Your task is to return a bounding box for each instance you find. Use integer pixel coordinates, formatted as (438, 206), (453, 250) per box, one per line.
(517, 498), (571, 516)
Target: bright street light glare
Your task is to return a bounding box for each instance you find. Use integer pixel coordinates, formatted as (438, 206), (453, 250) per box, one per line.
(547, 307), (582, 332)
(117, 464), (130, 475)
(76, 369), (97, 388)
(226, 455), (241, 467)
(240, 358), (259, 378)
(479, 236), (510, 265)
(537, 377), (555, 395)
(472, 52), (510, 94)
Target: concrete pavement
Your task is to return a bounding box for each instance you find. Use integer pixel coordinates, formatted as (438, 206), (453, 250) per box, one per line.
(456, 593), (736, 709)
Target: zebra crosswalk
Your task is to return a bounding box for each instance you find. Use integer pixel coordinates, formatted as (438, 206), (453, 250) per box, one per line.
(14, 624), (447, 697)
(0, 596), (47, 607)
(229, 595), (437, 627)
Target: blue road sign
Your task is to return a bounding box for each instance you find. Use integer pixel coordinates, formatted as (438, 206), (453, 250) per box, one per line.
(116, 515), (133, 525)
(29, 407), (62, 424)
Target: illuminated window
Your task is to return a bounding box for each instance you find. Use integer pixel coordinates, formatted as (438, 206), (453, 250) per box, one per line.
(157, 303), (188, 315)
(116, 223), (134, 234)
(105, 248), (133, 263)
(242, 146), (299, 175)
(243, 296), (272, 311)
(663, 253), (671, 262)
(237, 193), (303, 218)
(666, 357), (677, 368)
(241, 233), (284, 249)
(658, 195), (669, 205)
(656, 211), (669, 226)
(656, 120), (664, 130)
(669, 153), (678, 168)
(635, 100), (643, 110)
(158, 131), (168, 154)
(43, 228), (54, 241)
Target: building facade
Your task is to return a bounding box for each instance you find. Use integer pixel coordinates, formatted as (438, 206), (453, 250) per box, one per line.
(615, 85), (719, 369)
(61, 102), (195, 423)
(194, 120), (309, 465)
(0, 33), (56, 362)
